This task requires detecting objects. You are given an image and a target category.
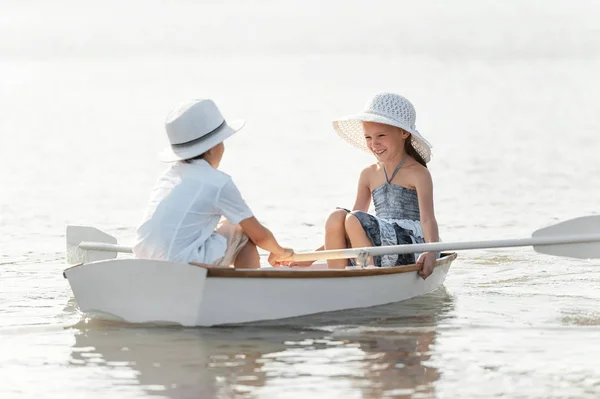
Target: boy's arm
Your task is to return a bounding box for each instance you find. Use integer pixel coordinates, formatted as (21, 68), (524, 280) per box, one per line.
(239, 216), (289, 256)
(217, 180), (292, 265)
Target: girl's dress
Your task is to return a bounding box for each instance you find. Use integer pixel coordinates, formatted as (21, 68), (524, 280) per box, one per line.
(349, 157), (426, 267)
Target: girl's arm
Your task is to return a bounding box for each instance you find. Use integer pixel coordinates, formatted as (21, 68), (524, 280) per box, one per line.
(414, 167), (439, 244)
(352, 167), (372, 212)
(413, 167), (439, 279)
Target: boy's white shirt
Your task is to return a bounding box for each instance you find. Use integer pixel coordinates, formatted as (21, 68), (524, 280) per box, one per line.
(133, 159), (254, 264)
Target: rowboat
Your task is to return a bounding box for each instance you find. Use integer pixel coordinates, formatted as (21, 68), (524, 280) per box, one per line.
(63, 253), (456, 327)
(63, 216), (600, 327)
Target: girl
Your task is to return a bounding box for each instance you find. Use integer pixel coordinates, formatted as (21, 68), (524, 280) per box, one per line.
(295, 93), (439, 278)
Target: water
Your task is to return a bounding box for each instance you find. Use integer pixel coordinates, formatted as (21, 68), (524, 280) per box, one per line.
(1, 0), (600, 397)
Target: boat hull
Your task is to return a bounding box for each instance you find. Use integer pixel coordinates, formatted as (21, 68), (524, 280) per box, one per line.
(64, 253), (456, 327)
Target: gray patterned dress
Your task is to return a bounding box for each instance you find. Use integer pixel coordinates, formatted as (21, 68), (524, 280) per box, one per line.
(346, 157), (426, 267)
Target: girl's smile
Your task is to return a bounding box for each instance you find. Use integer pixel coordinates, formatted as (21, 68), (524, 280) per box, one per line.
(363, 122), (409, 161)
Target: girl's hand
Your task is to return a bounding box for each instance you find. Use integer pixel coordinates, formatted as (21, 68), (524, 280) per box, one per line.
(282, 260), (315, 267)
(416, 252), (436, 279)
(268, 248), (294, 267)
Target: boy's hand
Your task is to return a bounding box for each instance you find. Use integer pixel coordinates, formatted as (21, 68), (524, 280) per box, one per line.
(268, 248), (294, 267)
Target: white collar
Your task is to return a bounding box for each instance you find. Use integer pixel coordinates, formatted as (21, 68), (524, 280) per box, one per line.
(189, 159), (210, 167)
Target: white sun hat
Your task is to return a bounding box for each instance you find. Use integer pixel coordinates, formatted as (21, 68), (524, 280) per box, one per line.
(159, 99), (245, 162)
(332, 92), (433, 163)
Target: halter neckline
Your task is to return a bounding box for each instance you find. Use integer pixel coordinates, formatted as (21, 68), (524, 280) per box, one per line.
(382, 155), (409, 184)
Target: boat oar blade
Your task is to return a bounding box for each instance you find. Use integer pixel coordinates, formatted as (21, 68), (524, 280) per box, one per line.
(290, 216), (600, 263)
(66, 225), (118, 264)
(532, 215), (600, 259)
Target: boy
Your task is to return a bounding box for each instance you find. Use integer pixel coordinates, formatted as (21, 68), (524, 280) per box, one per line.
(133, 99), (293, 268)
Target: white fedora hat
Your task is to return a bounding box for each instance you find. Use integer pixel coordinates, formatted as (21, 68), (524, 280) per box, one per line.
(159, 99), (245, 162)
(332, 92), (433, 163)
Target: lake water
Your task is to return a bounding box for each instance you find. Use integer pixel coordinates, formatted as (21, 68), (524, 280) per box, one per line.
(1, 0), (600, 397)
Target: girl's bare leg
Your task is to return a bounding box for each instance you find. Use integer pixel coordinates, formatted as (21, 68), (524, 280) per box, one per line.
(234, 241), (260, 269)
(344, 214), (375, 266)
(324, 209), (350, 269)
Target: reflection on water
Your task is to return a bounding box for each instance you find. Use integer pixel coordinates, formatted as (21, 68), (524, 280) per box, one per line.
(68, 289), (454, 398)
(71, 326), (290, 398)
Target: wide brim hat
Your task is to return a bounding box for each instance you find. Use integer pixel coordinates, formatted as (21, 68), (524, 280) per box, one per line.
(332, 93), (433, 163)
(159, 99), (245, 162)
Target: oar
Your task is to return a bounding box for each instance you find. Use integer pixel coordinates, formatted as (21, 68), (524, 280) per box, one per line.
(67, 216), (600, 265)
(289, 215), (600, 263)
(68, 225), (266, 264)
(67, 225), (125, 264)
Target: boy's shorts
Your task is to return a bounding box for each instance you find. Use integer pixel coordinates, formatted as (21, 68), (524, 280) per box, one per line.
(212, 220), (249, 267)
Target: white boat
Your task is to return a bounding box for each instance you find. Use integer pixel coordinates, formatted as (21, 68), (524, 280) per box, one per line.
(63, 215), (600, 327)
(63, 253), (456, 327)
